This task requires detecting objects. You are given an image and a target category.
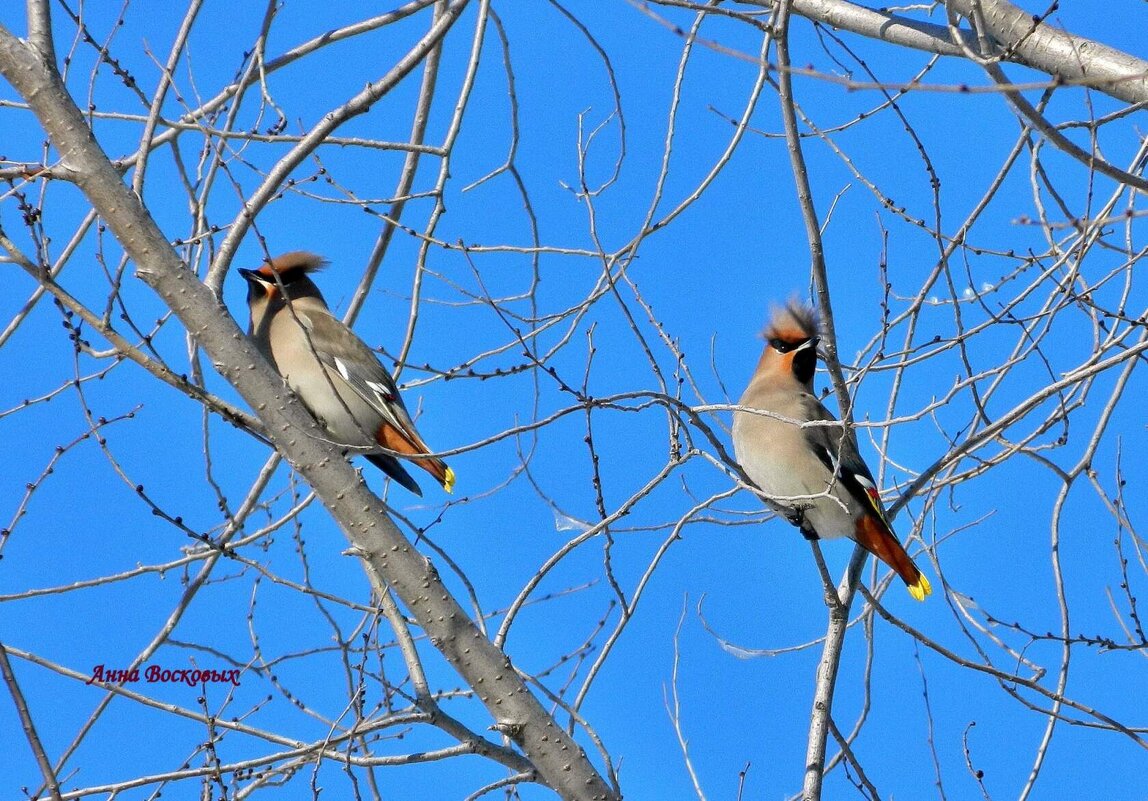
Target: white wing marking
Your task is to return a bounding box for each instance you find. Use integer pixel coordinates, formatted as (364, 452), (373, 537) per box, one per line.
(365, 379), (393, 401)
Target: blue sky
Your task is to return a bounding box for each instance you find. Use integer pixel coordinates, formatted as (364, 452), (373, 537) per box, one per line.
(2, 2), (1146, 799)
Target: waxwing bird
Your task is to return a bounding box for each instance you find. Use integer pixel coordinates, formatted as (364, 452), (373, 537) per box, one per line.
(239, 252), (455, 496)
(731, 302), (931, 600)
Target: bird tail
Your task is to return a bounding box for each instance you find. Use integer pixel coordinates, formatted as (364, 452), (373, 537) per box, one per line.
(366, 453), (424, 496)
(376, 422), (455, 493)
(854, 514), (932, 601)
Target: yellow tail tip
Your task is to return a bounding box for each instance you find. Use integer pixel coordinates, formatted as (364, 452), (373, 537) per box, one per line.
(442, 466), (456, 494)
(907, 573), (932, 602)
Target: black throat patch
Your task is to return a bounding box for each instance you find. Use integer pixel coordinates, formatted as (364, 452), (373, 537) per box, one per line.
(792, 345), (817, 385)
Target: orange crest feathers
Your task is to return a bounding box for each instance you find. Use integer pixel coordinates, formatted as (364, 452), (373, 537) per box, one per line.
(765, 301), (819, 345)
(254, 251), (327, 280)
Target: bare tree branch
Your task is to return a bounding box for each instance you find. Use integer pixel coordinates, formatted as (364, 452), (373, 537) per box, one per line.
(0, 16), (617, 801)
(737, 0), (1148, 104)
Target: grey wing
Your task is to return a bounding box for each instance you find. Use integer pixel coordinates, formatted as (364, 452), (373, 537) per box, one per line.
(299, 309), (420, 434)
(798, 394), (845, 469)
(799, 393), (883, 507)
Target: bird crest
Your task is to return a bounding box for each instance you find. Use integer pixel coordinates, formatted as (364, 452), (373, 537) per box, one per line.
(765, 301), (819, 345)
(251, 251), (327, 281)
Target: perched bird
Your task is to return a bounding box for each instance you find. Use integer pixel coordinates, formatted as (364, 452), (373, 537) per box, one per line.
(732, 302), (931, 600)
(240, 251), (454, 496)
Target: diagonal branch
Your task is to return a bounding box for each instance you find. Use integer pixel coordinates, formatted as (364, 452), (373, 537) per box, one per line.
(737, 0), (1148, 105)
(0, 19), (618, 801)
(947, 0), (1148, 104)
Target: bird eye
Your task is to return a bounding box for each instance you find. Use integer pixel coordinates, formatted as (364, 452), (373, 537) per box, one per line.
(770, 338), (794, 353)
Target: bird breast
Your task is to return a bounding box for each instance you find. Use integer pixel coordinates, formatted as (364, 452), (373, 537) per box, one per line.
(733, 394), (858, 540)
(269, 312), (382, 448)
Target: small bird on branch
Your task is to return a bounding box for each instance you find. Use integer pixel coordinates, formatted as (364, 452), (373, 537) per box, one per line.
(733, 302), (930, 601)
(240, 251), (454, 496)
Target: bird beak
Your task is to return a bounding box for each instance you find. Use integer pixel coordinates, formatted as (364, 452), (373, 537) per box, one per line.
(239, 267), (278, 301)
(796, 336), (820, 352)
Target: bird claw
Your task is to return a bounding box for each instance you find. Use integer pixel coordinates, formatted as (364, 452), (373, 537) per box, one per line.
(784, 503), (808, 526)
(784, 504), (818, 540)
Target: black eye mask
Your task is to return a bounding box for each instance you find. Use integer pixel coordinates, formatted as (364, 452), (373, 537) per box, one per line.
(769, 336), (816, 354)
